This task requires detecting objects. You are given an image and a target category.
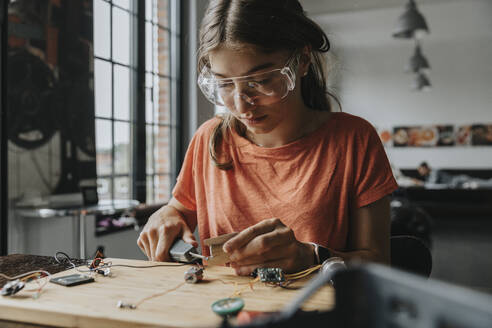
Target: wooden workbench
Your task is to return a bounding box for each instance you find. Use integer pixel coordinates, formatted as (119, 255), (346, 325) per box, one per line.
(0, 258), (333, 328)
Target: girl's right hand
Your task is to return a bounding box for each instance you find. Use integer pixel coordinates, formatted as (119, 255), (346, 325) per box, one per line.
(137, 198), (197, 262)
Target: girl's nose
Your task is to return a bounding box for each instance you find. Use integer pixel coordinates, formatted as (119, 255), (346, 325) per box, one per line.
(234, 93), (255, 113)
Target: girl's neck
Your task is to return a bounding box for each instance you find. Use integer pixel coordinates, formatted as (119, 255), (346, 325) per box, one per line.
(247, 106), (330, 148)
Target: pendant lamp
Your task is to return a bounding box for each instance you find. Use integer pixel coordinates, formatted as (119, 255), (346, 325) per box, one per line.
(393, 0), (429, 39)
(413, 72), (432, 91)
(406, 42), (430, 73)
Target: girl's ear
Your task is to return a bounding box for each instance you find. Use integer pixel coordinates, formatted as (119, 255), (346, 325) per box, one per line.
(299, 45), (312, 77)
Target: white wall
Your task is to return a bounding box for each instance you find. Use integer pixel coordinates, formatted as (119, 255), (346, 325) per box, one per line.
(9, 211), (146, 260)
(181, 0), (215, 148)
(313, 0), (492, 169)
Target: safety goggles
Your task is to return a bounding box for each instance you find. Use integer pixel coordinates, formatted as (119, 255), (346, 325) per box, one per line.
(197, 55), (298, 107)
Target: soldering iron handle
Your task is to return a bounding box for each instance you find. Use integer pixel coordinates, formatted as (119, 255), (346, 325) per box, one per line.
(280, 259), (346, 319)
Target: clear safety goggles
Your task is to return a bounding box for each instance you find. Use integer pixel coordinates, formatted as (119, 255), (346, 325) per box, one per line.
(197, 55), (298, 107)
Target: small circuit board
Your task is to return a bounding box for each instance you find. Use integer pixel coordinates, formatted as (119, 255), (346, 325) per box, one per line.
(256, 268), (285, 283)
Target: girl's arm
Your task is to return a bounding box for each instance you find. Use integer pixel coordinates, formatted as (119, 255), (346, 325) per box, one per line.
(137, 197), (198, 261)
(330, 196), (391, 264)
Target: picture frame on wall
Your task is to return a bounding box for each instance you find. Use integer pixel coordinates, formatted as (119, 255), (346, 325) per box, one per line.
(388, 124), (492, 148)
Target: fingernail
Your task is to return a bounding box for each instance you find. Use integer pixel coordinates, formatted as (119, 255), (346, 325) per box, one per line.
(223, 243), (230, 253)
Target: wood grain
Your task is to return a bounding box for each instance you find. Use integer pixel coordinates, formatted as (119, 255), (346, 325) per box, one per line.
(0, 258), (334, 328)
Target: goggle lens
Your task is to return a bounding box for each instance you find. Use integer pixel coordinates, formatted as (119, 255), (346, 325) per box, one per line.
(198, 66), (295, 107)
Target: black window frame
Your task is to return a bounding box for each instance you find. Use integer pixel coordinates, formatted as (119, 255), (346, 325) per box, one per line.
(94, 0), (181, 204)
(1, 0), (8, 255)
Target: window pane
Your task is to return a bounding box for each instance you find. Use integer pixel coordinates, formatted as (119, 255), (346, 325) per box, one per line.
(156, 26), (169, 76)
(146, 175), (154, 202)
(112, 0), (131, 11)
(156, 125), (169, 174)
(112, 7), (131, 65)
(94, 59), (112, 118)
(145, 0), (153, 21)
(152, 0), (158, 23)
(154, 174), (170, 203)
(113, 65), (130, 121)
(145, 22), (153, 72)
(97, 178), (112, 200)
(94, 0), (110, 59)
(157, 0), (168, 28)
(146, 124), (154, 174)
(114, 176), (130, 199)
(96, 119), (112, 176)
(114, 121), (131, 174)
(156, 77), (170, 124)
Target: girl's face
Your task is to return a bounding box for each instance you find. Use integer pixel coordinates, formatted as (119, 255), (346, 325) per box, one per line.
(209, 46), (307, 136)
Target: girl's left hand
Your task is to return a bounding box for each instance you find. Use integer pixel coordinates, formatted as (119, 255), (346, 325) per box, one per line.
(222, 218), (316, 276)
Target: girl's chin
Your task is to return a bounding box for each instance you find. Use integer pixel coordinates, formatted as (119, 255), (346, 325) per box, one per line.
(242, 115), (267, 126)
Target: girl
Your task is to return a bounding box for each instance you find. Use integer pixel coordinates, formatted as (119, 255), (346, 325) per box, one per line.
(138, 0), (398, 275)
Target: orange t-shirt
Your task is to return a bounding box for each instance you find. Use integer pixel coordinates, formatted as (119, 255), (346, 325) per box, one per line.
(173, 112), (398, 256)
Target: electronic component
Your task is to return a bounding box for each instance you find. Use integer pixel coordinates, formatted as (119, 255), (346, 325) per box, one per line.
(211, 297), (245, 317)
(89, 250), (104, 269)
(117, 300), (136, 309)
(1, 279), (25, 296)
(184, 267), (204, 284)
(49, 274), (95, 287)
(96, 268), (112, 277)
(256, 268), (285, 283)
(169, 239), (207, 263)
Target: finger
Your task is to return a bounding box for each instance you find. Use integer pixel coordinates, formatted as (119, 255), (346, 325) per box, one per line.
(180, 223), (198, 248)
(232, 244), (291, 266)
(155, 224), (180, 261)
(160, 233), (178, 262)
(223, 218), (281, 253)
(148, 229), (159, 261)
(154, 236), (170, 262)
(137, 233), (151, 260)
(228, 228), (293, 262)
(137, 234), (145, 253)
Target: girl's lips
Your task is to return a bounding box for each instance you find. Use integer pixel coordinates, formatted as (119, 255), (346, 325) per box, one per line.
(243, 115), (267, 125)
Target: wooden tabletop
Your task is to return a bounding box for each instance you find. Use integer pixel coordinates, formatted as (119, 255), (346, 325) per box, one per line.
(0, 258), (334, 328)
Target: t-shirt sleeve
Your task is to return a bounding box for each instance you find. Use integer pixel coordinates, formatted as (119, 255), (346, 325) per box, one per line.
(172, 132), (199, 212)
(352, 121), (398, 208)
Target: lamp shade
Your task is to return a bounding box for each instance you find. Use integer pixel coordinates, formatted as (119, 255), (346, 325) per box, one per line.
(393, 0), (430, 39)
(406, 44), (430, 73)
(413, 72), (431, 91)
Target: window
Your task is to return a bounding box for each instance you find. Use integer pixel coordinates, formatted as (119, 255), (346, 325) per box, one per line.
(94, 0), (179, 203)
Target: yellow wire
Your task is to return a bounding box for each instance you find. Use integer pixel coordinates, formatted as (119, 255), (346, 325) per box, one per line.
(284, 265), (321, 280)
(287, 264), (321, 276)
(135, 282), (186, 308)
(230, 276), (260, 297)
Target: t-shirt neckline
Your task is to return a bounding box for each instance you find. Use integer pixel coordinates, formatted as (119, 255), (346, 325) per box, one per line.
(231, 112), (340, 154)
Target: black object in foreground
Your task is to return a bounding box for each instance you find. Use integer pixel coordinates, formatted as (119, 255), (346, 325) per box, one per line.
(50, 274), (94, 287)
(228, 263), (492, 328)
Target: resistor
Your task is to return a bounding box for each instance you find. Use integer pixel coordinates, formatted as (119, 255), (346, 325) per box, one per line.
(184, 267), (203, 284)
(117, 300), (136, 309)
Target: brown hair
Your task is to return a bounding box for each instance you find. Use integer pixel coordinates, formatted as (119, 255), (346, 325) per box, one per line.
(198, 0), (339, 170)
